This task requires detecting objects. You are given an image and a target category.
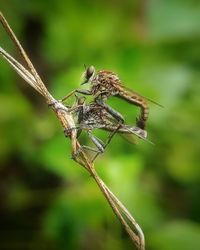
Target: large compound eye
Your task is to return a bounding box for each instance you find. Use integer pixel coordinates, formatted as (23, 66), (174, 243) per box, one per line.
(86, 66), (95, 80)
(81, 65), (95, 85)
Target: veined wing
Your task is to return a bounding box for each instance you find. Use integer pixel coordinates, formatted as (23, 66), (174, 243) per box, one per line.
(101, 118), (154, 145)
(119, 130), (154, 145)
(119, 126), (155, 145)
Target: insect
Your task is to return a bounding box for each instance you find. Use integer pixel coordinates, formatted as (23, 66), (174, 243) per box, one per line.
(65, 95), (154, 160)
(63, 66), (163, 138)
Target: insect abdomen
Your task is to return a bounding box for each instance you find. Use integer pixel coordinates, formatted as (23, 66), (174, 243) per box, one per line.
(118, 91), (149, 129)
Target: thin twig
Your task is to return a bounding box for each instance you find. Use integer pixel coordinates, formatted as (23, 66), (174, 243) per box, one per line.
(0, 11), (145, 250)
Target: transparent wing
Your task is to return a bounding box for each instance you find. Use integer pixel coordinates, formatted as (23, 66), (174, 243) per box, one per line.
(119, 133), (138, 144)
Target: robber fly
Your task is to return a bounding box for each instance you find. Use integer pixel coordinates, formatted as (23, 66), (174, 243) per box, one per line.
(63, 66), (162, 137)
(66, 95), (154, 159)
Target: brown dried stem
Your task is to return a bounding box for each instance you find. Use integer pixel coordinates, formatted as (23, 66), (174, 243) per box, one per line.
(0, 12), (145, 250)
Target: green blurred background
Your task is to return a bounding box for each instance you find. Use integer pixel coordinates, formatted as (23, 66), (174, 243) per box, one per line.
(0, 0), (200, 249)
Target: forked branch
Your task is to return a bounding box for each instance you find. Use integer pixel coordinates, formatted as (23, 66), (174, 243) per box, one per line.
(0, 12), (145, 250)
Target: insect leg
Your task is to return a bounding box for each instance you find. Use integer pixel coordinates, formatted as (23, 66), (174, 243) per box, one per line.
(96, 99), (125, 123)
(91, 124), (121, 162)
(87, 130), (105, 153)
(61, 89), (92, 102)
(72, 130), (105, 160)
(61, 90), (76, 102)
(105, 124), (121, 146)
(76, 89), (92, 95)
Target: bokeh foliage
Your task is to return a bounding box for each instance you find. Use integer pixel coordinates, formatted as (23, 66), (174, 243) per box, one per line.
(0, 0), (200, 249)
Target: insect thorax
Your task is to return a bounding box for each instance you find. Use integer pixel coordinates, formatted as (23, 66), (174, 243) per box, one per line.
(80, 104), (102, 123)
(91, 70), (121, 97)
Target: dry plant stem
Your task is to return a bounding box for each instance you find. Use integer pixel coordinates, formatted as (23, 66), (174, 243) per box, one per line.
(0, 12), (145, 250)
(0, 12), (50, 100)
(75, 150), (145, 250)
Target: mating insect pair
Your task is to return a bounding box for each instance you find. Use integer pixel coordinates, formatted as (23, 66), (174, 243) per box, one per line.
(62, 65), (160, 159)
(0, 8), (160, 160)
(63, 65), (162, 134)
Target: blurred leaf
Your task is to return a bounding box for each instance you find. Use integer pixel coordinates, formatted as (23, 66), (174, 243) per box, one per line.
(148, 0), (200, 41)
(149, 220), (200, 250)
